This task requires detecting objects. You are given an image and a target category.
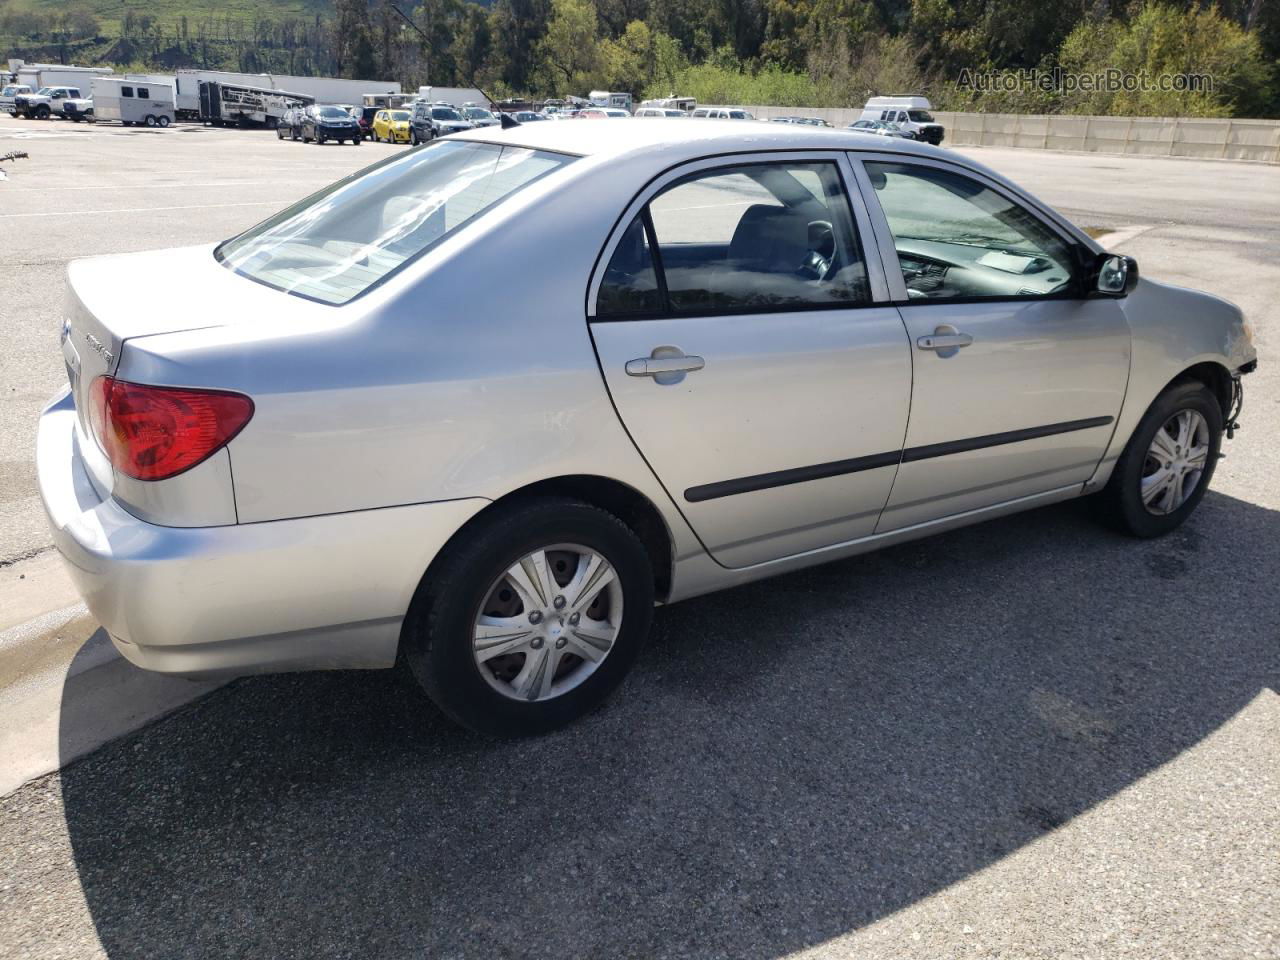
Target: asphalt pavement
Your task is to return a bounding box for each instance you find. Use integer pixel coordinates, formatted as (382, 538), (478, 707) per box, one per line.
(0, 118), (1276, 959)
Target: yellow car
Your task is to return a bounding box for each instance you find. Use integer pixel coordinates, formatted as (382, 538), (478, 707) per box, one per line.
(372, 109), (412, 144)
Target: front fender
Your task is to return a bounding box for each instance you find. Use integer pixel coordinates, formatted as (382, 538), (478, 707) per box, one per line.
(1089, 277), (1256, 488)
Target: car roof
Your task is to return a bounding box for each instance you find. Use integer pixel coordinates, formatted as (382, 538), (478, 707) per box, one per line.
(452, 117), (950, 165)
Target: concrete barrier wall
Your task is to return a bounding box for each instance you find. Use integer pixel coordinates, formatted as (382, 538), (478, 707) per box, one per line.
(714, 105), (1280, 164)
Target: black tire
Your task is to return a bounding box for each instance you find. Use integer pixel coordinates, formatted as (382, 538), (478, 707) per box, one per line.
(1096, 380), (1223, 537)
(410, 129), (418, 145)
(157, 115), (170, 128)
(35, 105), (50, 120)
(144, 115), (156, 127)
(403, 498), (655, 737)
(317, 134), (326, 145)
(351, 136), (360, 145)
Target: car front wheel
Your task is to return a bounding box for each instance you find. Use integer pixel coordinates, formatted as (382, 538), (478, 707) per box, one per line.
(403, 498), (654, 737)
(1097, 380), (1223, 537)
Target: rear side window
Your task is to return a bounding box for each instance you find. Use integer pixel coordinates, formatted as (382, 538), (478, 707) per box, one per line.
(217, 140), (574, 305)
(598, 161), (869, 317)
(137, 87), (149, 99)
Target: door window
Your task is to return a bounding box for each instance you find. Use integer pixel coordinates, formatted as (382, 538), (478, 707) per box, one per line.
(598, 161), (869, 317)
(865, 161), (1077, 300)
(121, 87), (133, 98)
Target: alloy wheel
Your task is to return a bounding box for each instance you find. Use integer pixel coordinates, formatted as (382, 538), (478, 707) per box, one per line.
(472, 544), (622, 703)
(1141, 409), (1210, 515)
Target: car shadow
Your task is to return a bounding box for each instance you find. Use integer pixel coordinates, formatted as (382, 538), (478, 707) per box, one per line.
(58, 490), (1279, 958)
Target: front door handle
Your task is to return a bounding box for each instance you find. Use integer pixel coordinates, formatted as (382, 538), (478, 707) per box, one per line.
(625, 355), (706, 377)
(625, 346), (705, 385)
(916, 333), (973, 351)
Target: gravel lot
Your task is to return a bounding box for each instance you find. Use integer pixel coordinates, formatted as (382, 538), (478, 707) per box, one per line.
(0, 117), (1276, 959)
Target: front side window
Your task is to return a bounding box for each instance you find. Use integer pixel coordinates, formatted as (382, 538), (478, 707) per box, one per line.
(217, 140), (574, 304)
(598, 161), (868, 317)
(120, 86), (133, 98)
(865, 161), (1076, 300)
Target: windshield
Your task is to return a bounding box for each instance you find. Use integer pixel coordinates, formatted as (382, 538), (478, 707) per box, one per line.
(908, 110), (935, 122)
(432, 107), (461, 120)
(388, 110), (409, 121)
(317, 106), (347, 118)
(36, 87), (52, 96)
(464, 108), (493, 119)
(216, 141), (574, 305)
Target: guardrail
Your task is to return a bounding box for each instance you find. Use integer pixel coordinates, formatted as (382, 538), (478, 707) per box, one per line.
(728, 104), (1280, 164)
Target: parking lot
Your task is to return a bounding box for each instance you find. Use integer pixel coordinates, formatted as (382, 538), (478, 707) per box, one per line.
(0, 116), (1277, 958)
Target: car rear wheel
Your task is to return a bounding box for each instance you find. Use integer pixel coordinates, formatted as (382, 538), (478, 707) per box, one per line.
(1096, 380), (1223, 537)
(157, 116), (170, 128)
(144, 115), (156, 127)
(35, 105), (49, 119)
(403, 498), (654, 737)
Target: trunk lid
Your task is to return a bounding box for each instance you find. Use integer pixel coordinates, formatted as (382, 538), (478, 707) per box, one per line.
(63, 243), (319, 452)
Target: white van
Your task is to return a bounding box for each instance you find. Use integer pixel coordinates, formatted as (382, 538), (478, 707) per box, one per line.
(92, 77), (175, 127)
(859, 96), (945, 144)
(691, 107), (754, 120)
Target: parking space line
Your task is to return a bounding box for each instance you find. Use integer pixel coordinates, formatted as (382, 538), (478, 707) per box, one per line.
(0, 200), (283, 219)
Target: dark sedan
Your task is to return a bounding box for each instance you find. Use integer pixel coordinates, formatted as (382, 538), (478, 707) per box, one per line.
(300, 105), (362, 145)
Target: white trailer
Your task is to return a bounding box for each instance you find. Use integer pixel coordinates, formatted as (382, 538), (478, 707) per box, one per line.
(415, 86), (487, 108)
(91, 77), (175, 127)
(15, 62), (113, 91)
(174, 70), (399, 119)
(588, 90), (634, 113)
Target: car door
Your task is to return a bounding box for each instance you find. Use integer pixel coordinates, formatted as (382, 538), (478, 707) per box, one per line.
(850, 154), (1131, 532)
(588, 153), (913, 568)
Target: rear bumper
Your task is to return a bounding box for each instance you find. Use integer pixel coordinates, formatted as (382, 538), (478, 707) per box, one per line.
(37, 388), (488, 676)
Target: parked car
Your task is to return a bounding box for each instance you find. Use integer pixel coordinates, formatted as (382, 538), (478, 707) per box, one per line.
(372, 108), (412, 144)
(277, 107), (304, 140)
(461, 105), (500, 128)
(849, 119), (914, 139)
(14, 86), (82, 120)
(39, 122), (1255, 738)
(1, 83), (32, 116)
(691, 107), (754, 120)
(635, 107), (686, 118)
(512, 111), (548, 122)
(578, 108), (630, 118)
(301, 104), (362, 144)
(415, 103), (474, 140)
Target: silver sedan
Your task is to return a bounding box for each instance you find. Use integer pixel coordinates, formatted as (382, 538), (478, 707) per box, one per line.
(38, 121), (1256, 735)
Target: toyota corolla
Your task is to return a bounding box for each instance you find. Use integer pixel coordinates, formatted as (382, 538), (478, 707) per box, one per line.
(38, 122), (1256, 736)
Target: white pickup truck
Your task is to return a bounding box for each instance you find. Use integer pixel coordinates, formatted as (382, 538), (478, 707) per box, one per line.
(1, 84), (33, 116)
(13, 85), (85, 120)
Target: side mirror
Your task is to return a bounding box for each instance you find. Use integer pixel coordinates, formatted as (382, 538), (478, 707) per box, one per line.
(1093, 253), (1139, 297)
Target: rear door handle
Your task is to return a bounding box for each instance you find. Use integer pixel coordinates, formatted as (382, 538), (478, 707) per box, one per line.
(625, 355), (706, 377)
(916, 333), (973, 351)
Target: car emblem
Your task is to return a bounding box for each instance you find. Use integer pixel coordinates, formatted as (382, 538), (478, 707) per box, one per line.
(84, 331), (114, 365)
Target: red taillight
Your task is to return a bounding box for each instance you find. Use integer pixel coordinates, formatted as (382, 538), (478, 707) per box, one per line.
(89, 377), (254, 481)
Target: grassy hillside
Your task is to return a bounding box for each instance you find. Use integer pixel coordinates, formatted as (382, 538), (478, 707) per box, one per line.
(4, 0), (335, 35)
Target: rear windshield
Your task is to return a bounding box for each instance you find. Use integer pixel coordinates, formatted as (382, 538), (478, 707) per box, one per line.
(216, 140), (574, 305)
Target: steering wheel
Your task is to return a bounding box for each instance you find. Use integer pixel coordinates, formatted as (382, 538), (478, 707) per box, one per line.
(796, 220), (836, 281)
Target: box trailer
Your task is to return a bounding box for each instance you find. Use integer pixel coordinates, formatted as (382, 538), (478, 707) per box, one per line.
(174, 70), (399, 120)
(15, 63), (113, 92)
(91, 77), (175, 127)
(415, 86), (487, 108)
(198, 80), (313, 127)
